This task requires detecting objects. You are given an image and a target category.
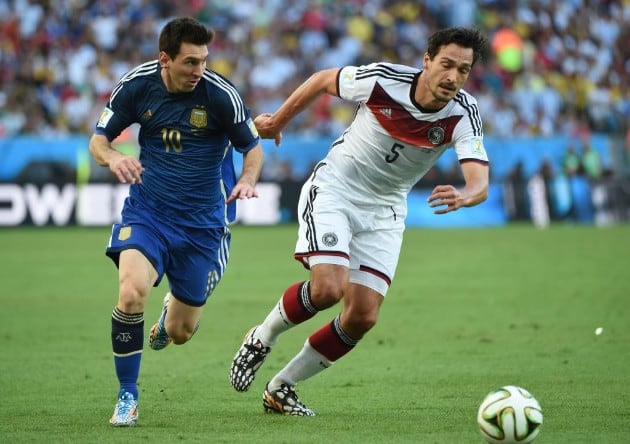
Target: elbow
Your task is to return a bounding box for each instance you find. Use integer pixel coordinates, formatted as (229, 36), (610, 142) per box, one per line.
(479, 186), (489, 203)
(475, 184), (489, 205)
(88, 135), (108, 166)
(314, 68), (340, 96)
(87, 135), (97, 156)
(87, 142), (97, 161)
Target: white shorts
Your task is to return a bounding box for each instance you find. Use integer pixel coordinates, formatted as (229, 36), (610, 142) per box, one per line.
(294, 164), (406, 296)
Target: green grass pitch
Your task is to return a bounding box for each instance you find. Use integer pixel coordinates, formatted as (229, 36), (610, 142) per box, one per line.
(1, 224), (628, 443)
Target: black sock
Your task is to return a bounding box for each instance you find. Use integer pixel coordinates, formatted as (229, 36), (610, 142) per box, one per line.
(111, 307), (143, 398)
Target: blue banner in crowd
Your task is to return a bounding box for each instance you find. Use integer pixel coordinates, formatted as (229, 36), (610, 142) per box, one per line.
(0, 133), (612, 183)
(0, 133), (620, 227)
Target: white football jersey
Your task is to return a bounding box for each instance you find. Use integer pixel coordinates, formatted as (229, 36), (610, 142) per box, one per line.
(317, 62), (488, 207)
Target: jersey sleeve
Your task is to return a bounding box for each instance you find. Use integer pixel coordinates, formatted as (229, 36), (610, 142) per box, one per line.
(452, 95), (489, 163)
(337, 64), (381, 103)
(210, 72), (260, 153)
(94, 78), (137, 142)
(453, 136), (489, 163)
(226, 114), (260, 154)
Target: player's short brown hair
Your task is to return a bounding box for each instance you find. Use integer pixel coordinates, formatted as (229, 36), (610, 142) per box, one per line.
(427, 28), (489, 66)
(159, 17), (215, 59)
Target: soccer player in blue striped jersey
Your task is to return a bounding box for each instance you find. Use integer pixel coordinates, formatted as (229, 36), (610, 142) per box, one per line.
(230, 27), (490, 416)
(89, 17), (264, 426)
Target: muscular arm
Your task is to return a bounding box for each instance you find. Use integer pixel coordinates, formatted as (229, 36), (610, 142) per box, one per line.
(255, 68), (340, 141)
(428, 161), (489, 214)
(88, 134), (144, 184)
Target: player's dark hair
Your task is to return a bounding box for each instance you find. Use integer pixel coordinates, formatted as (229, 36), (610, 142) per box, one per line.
(426, 28), (489, 66)
(159, 17), (215, 59)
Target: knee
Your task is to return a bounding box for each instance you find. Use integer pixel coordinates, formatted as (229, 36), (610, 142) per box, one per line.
(349, 312), (378, 335)
(117, 280), (148, 313)
(309, 280), (344, 309)
(169, 330), (192, 345)
(341, 310), (379, 338)
(165, 320), (198, 345)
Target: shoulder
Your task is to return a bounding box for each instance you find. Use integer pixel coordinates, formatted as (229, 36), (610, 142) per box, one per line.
(339, 63), (418, 98)
(354, 62), (418, 84)
(453, 89), (479, 107)
(200, 69), (248, 120)
(450, 89), (482, 116)
(450, 89), (484, 136)
(110, 60), (160, 100)
(201, 69), (242, 99)
(118, 60), (160, 85)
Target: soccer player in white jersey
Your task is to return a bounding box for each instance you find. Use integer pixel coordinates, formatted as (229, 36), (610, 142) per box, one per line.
(230, 27), (489, 416)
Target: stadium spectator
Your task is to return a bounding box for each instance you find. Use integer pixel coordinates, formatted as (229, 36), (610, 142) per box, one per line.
(581, 142), (603, 180)
(563, 144), (581, 177)
(229, 27), (490, 415)
(527, 161), (551, 228)
(504, 160), (529, 221)
(88, 17), (264, 426)
(1, 1), (628, 141)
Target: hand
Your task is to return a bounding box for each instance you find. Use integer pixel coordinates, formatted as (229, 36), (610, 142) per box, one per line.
(226, 182), (259, 204)
(427, 185), (463, 214)
(109, 152), (144, 184)
(254, 113), (282, 146)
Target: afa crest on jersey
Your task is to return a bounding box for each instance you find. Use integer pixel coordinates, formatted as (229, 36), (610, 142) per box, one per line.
(118, 226), (132, 241)
(190, 109), (208, 128)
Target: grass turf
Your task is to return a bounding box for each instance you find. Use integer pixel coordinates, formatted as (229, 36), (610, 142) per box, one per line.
(0, 224), (628, 443)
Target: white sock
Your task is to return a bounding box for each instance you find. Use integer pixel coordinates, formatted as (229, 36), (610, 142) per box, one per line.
(268, 340), (333, 391)
(255, 298), (294, 347)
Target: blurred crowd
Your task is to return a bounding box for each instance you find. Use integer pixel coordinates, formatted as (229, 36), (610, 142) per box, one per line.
(0, 0), (629, 140)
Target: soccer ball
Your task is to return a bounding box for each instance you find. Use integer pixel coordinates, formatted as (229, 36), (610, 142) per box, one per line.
(477, 385), (543, 444)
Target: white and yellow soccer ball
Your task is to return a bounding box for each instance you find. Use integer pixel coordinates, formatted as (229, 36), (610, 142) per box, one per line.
(477, 385), (543, 444)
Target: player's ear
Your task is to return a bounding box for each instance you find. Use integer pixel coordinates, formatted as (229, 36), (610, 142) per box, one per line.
(422, 52), (431, 68)
(158, 51), (170, 69)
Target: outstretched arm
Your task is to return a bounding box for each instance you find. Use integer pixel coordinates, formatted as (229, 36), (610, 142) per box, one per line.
(428, 161), (489, 214)
(254, 68), (341, 145)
